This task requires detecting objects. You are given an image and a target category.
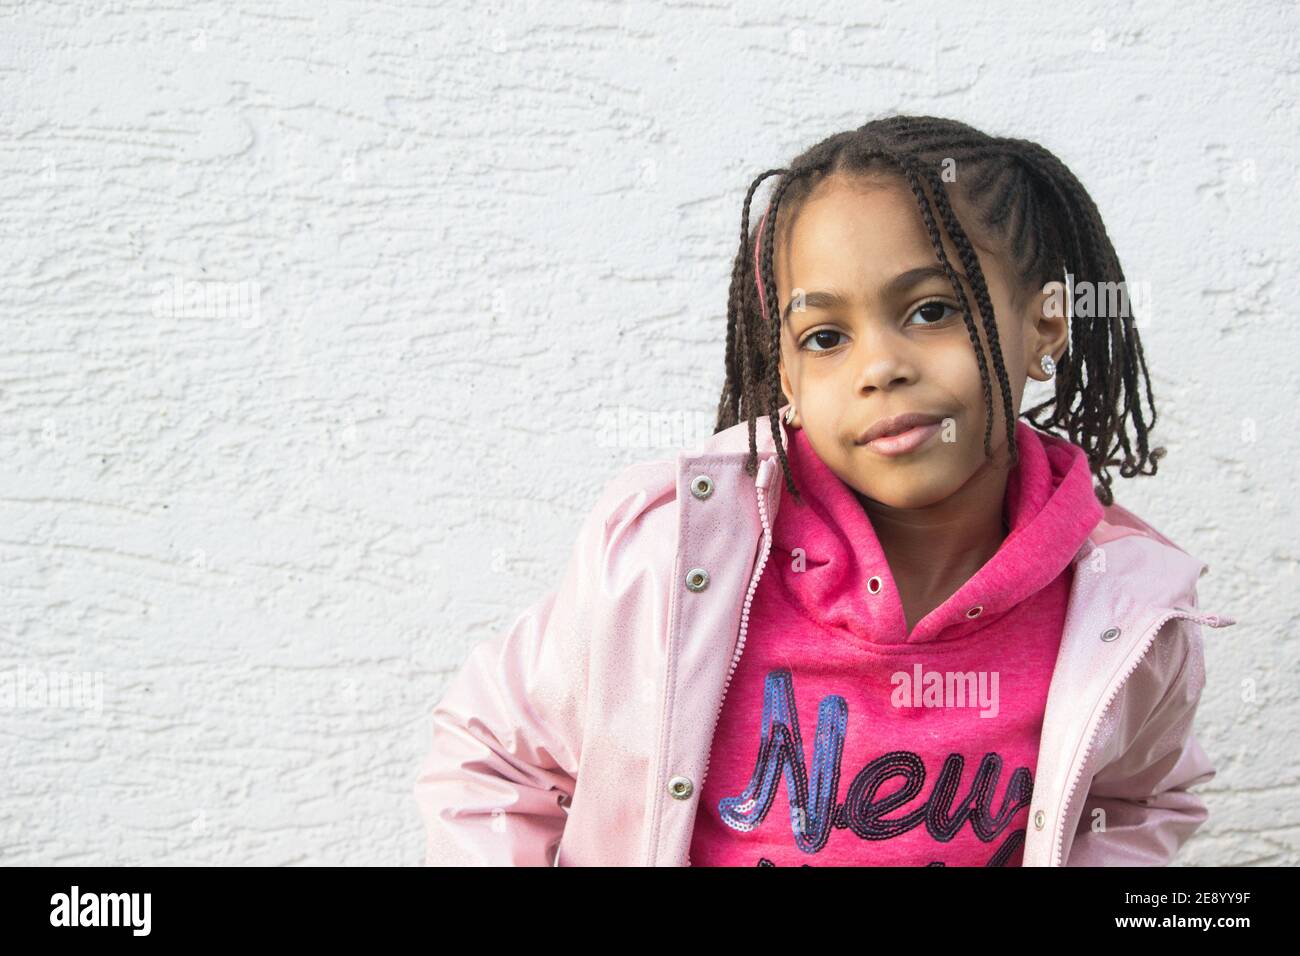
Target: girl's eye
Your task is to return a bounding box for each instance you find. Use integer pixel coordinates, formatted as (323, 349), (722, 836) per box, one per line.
(799, 329), (847, 352)
(907, 299), (958, 326)
(799, 301), (957, 351)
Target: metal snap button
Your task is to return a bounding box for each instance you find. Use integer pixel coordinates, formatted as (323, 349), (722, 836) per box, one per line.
(668, 775), (694, 800)
(1033, 810), (1045, 830)
(685, 567), (710, 592)
(867, 575), (882, 594)
(690, 475), (714, 500)
(1101, 626), (1121, 642)
(965, 605), (983, 618)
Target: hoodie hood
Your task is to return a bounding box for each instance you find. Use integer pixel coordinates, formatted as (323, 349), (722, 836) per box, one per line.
(770, 418), (1104, 645)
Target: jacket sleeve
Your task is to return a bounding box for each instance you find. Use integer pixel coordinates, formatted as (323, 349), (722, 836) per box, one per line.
(413, 463), (660, 868)
(1066, 615), (1216, 866)
(413, 481), (618, 866)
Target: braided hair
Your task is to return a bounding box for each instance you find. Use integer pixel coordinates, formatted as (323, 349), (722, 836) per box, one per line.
(714, 115), (1163, 507)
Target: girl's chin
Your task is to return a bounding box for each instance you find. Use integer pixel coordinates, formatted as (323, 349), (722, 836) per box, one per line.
(850, 475), (956, 512)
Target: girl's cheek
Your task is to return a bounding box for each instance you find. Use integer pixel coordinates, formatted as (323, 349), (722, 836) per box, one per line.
(923, 348), (974, 389)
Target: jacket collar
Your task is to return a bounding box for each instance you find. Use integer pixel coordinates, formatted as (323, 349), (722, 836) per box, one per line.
(683, 403), (1211, 611)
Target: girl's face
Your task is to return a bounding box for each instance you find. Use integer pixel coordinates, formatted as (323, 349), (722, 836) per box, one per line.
(775, 172), (1069, 510)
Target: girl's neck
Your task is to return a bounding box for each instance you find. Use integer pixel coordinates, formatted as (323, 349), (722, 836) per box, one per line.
(854, 460), (1010, 633)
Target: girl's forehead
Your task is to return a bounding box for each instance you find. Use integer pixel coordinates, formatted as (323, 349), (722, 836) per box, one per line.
(783, 180), (936, 247)
(780, 197), (954, 273)
(776, 177), (1002, 281)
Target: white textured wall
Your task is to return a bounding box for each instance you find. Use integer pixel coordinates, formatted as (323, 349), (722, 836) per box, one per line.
(2, 0), (1295, 865)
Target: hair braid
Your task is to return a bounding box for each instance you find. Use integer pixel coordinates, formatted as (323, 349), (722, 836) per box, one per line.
(913, 157), (1021, 467)
(1004, 138), (1163, 503)
(756, 166), (817, 497)
(717, 168), (785, 435)
(885, 154), (1001, 463)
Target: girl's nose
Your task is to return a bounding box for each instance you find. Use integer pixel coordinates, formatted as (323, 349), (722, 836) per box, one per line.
(851, 330), (919, 393)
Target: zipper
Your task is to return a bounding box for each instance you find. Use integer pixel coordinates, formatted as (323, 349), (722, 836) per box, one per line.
(1049, 607), (1227, 866)
(685, 457), (777, 865)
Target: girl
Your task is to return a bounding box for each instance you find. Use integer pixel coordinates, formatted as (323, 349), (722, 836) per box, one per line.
(414, 115), (1237, 867)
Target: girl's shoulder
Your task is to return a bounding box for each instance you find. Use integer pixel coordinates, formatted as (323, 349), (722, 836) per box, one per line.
(1086, 498), (1235, 626)
(580, 419), (776, 573)
(1094, 498), (1191, 556)
(573, 455), (681, 577)
(591, 415), (776, 519)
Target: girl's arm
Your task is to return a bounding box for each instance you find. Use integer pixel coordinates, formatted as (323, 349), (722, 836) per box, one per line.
(1066, 615), (1216, 866)
(414, 585), (583, 866)
(413, 462), (663, 866)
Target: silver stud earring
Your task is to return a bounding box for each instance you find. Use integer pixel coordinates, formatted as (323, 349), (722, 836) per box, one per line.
(783, 406), (796, 425)
(1040, 354), (1056, 378)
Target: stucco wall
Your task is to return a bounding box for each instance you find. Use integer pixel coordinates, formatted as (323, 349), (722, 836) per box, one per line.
(1, 0), (1294, 864)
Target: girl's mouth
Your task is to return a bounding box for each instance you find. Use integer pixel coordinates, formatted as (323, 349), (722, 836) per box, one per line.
(865, 422), (943, 457)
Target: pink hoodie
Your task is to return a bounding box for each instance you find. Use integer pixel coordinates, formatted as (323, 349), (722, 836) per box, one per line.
(689, 423), (1103, 865)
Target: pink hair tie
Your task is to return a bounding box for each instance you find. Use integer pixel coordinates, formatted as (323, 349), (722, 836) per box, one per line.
(753, 206), (770, 319)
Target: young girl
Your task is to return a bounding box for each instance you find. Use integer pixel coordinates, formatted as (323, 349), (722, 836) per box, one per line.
(414, 115), (1237, 867)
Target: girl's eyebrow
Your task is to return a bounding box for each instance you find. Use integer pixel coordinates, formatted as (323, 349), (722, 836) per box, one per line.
(780, 265), (970, 324)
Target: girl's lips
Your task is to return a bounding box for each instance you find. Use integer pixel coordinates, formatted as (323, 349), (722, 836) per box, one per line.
(865, 421), (942, 456)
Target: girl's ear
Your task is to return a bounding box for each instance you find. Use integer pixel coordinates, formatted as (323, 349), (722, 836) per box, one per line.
(1030, 280), (1070, 380)
(777, 358), (802, 428)
(1039, 279), (1068, 320)
(779, 356), (796, 409)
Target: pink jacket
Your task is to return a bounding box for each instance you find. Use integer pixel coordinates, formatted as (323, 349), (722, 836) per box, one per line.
(414, 405), (1237, 866)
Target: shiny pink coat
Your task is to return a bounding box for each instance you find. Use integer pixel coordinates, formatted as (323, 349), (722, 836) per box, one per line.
(415, 407), (1237, 866)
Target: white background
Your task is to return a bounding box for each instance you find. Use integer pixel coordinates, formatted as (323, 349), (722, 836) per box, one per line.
(2, 0), (1295, 865)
